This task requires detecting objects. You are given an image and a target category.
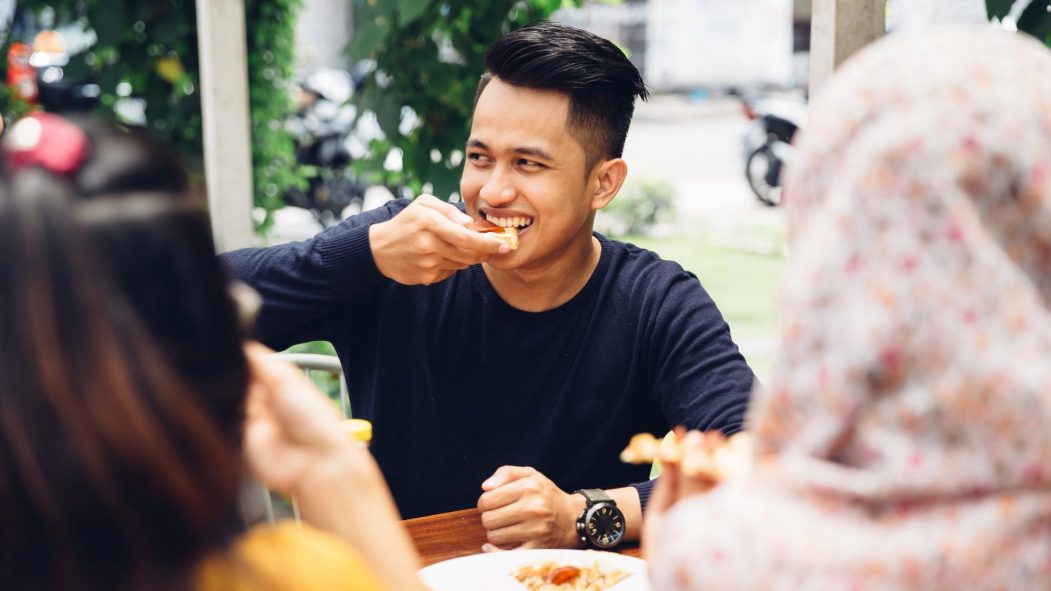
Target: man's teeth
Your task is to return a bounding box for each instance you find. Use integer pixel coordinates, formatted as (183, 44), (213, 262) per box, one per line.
(485, 213), (533, 228)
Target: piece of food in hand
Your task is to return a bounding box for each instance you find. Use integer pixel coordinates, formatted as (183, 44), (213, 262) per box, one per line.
(619, 433), (660, 464)
(618, 431), (682, 464)
(710, 430), (753, 481)
(619, 430), (753, 484)
(658, 431), (685, 464)
(513, 560), (629, 591)
(477, 225), (519, 250)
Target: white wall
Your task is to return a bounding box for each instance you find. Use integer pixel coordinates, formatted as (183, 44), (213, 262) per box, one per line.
(646, 0), (794, 90)
(293, 0), (353, 71)
(886, 0), (988, 31)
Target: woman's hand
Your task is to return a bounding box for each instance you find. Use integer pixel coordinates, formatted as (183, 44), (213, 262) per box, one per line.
(242, 342), (427, 590)
(242, 342), (356, 496)
(642, 431), (723, 562)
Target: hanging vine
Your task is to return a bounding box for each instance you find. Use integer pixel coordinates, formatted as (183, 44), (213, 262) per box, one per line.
(1, 0), (302, 228)
(347, 0), (580, 200)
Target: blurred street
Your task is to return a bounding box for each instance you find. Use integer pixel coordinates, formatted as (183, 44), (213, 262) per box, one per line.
(623, 94), (786, 254)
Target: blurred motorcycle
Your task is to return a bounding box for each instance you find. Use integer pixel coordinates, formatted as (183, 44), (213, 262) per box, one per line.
(736, 92), (807, 207)
(3, 7), (101, 115)
(284, 68), (368, 226)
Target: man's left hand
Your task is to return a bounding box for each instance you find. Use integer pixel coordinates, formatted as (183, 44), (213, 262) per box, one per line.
(476, 466), (585, 551)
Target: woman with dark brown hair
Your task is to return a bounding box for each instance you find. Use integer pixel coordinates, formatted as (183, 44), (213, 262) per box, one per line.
(0, 114), (424, 590)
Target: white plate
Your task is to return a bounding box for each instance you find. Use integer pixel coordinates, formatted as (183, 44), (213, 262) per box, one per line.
(418, 548), (651, 591)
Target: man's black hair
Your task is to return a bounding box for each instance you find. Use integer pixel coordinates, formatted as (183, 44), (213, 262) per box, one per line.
(475, 21), (649, 171)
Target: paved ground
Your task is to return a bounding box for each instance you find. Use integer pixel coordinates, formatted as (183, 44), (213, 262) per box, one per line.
(622, 94), (786, 254)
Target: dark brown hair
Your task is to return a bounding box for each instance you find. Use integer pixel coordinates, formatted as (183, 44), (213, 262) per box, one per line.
(475, 21), (649, 171)
(0, 119), (249, 590)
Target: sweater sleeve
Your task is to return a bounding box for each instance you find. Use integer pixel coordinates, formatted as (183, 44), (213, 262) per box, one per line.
(630, 478), (656, 513)
(648, 268), (756, 436)
(220, 199), (410, 350)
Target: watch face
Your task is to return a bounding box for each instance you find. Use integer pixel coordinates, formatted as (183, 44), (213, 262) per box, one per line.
(585, 503), (625, 549)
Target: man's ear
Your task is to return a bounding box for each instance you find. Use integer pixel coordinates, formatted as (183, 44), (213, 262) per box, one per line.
(589, 158), (628, 211)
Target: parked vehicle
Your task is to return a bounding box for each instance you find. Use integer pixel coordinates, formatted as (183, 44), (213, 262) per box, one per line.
(735, 91), (807, 207)
(3, 8), (101, 114)
(283, 68), (369, 226)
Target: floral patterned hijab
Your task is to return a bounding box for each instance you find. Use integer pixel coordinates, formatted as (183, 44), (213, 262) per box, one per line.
(651, 27), (1051, 589)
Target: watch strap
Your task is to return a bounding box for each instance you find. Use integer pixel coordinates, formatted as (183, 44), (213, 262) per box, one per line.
(575, 488), (614, 505)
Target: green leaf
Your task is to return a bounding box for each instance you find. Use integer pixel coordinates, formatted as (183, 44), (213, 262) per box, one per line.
(88, 3), (125, 46)
(397, 0), (432, 26)
(348, 16), (393, 59)
(1016, 0), (1051, 42)
(344, 0), (583, 200)
(150, 13), (182, 46)
(985, 0), (1016, 20)
(62, 51), (93, 79)
(429, 161), (462, 200)
(374, 97), (403, 142)
(96, 68), (123, 93)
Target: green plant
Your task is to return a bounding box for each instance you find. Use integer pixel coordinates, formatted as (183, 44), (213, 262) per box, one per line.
(347, 0), (579, 200)
(245, 0), (304, 224)
(0, 71), (35, 129)
(5, 0), (302, 229)
(596, 177), (676, 238)
(987, 0), (1051, 44)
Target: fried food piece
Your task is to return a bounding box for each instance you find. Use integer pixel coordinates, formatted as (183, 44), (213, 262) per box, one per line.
(619, 433), (659, 464)
(619, 430), (753, 483)
(477, 225), (519, 250)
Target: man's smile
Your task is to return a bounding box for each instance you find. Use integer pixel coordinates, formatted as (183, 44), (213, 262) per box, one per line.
(483, 212), (534, 231)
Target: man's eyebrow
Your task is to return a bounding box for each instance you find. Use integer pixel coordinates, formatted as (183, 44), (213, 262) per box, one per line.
(466, 139), (553, 161)
(514, 146), (554, 161)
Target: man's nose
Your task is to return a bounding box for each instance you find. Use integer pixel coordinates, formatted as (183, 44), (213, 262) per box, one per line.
(479, 165), (517, 205)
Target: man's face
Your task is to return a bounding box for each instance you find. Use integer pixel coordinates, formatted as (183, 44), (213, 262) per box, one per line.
(461, 78), (598, 272)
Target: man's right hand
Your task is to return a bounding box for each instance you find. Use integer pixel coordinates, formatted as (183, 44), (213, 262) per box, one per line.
(369, 194), (510, 285)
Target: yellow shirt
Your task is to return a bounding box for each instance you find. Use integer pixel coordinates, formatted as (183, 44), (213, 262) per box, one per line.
(197, 521), (387, 590)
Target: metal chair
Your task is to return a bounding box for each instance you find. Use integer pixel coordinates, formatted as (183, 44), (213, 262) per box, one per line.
(247, 352), (349, 525)
(277, 353), (351, 418)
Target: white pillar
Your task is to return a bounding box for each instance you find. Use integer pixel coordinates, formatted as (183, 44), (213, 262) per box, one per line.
(196, 0), (255, 252)
(294, 0), (354, 71)
(809, 0), (885, 96)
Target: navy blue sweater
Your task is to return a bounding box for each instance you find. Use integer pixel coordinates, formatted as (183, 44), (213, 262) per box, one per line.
(223, 200), (755, 518)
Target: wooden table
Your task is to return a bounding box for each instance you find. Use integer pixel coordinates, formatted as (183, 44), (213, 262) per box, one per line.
(404, 508), (642, 567)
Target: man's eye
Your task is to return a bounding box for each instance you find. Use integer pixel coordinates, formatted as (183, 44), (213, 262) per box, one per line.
(468, 153), (491, 165)
(517, 158), (544, 169)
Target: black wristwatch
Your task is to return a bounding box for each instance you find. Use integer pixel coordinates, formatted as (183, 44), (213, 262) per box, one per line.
(574, 488), (625, 549)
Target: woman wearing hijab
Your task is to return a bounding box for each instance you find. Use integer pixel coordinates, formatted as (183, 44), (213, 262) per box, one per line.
(645, 27), (1051, 590)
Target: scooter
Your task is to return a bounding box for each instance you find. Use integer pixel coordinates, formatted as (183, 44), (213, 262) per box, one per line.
(284, 68), (368, 227)
(736, 92), (807, 207)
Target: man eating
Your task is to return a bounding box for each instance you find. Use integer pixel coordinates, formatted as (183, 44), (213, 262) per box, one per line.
(223, 21), (755, 551)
